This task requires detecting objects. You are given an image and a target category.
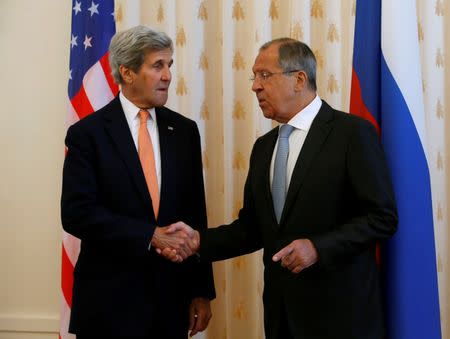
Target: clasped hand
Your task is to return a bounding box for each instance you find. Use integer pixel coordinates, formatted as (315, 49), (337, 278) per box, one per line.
(151, 222), (199, 262)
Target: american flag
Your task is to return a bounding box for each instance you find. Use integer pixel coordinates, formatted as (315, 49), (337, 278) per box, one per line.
(60, 1), (118, 338)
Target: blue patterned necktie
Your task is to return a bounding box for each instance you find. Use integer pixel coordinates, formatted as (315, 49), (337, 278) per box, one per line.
(272, 124), (295, 223)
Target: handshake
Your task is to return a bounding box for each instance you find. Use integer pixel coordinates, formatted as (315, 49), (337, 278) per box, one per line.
(151, 222), (199, 263)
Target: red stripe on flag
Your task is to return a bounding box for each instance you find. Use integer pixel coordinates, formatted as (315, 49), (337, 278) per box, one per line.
(71, 86), (95, 120)
(61, 244), (74, 308)
(350, 69), (381, 135)
(350, 69), (381, 266)
(100, 53), (119, 96)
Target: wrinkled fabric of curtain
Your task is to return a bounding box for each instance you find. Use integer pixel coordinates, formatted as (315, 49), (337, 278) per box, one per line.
(115, 1), (449, 338)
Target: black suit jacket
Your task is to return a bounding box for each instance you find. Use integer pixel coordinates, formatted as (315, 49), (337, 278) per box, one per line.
(200, 101), (397, 339)
(61, 96), (215, 337)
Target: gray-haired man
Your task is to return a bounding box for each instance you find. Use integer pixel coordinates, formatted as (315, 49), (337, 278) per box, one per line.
(163, 38), (397, 339)
(61, 25), (215, 339)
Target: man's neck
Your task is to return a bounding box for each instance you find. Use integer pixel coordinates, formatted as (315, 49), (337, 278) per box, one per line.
(121, 87), (152, 110)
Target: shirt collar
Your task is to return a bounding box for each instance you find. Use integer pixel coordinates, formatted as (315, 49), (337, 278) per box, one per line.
(119, 91), (157, 124)
(287, 95), (322, 131)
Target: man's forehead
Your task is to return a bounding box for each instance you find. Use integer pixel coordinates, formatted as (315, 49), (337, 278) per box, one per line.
(144, 48), (173, 60)
(253, 48), (279, 70)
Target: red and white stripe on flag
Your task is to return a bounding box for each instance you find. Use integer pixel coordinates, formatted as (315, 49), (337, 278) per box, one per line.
(60, 1), (118, 338)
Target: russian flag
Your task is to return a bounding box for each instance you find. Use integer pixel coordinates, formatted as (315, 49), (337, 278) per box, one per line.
(350, 1), (441, 338)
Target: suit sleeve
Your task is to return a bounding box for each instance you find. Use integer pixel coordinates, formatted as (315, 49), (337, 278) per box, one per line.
(61, 123), (155, 257)
(184, 123), (216, 300)
(199, 139), (264, 262)
(310, 118), (398, 267)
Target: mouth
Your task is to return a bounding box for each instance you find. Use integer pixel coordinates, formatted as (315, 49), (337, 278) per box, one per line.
(157, 88), (168, 93)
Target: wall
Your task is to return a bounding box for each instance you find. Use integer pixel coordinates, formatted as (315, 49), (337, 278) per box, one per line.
(0, 1), (70, 338)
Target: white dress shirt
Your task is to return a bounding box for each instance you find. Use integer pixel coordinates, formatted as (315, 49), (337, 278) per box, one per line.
(270, 95), (322, 191)
(119, 92), (161, 192)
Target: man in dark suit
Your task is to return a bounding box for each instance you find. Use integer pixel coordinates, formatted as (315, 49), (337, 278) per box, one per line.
(164, 38), (398, 339)
(61, 25), (215, 339)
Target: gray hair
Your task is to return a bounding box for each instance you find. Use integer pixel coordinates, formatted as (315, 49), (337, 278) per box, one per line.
(260, 38), (317, 91)
(109, 25), (173, 84)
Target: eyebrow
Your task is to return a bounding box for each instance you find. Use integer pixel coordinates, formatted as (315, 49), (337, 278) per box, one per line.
(152, 59), (173, 66)
(252, 69), (274, 74)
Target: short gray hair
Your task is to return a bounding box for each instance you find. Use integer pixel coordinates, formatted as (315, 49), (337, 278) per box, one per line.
(109, 25), (173, 84)
(260, 38), (317, 91)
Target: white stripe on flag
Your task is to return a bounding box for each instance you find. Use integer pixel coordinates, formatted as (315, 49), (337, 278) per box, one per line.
(381, 0), (427, 149)
(83, 62), (115, 111)
(59, 296), (76, 339)
(62, 232), (81, 267)
(66, 99), (80, 128)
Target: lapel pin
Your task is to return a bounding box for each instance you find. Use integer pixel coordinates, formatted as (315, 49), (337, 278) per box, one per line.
(168, 126), (174, 130)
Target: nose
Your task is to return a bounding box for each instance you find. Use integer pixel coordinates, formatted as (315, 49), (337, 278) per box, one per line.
(161, 65), (171, 81)
(252, 78), (262, 92)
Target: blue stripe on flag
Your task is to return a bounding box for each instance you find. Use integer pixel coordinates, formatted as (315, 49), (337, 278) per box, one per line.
(380, 53), (441, 339)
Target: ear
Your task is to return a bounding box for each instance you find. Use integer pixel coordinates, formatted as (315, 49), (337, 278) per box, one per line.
(294, 71), (308, 91)
(119, 65), (134, 84)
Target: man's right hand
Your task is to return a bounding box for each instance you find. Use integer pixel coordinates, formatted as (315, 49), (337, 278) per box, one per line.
(151, 223), (198, 262)
(156, 222), (200, 263)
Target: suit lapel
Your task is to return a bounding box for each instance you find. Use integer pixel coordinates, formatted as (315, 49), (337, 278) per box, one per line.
(103, 96), (154, 216)
(155, 107), (177, 222)
(280, 102), (334, 225)
(255, 128), (279, 226)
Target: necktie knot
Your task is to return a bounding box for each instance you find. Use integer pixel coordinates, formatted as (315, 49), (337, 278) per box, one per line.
(279, 124), (294, 139)
(139, 110), (150, 125)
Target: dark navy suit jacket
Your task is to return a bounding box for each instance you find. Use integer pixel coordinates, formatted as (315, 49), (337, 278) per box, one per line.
(61, 96), (215, 338)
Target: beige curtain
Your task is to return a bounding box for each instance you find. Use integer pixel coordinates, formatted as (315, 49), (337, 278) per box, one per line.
(115, 1), (449, 338)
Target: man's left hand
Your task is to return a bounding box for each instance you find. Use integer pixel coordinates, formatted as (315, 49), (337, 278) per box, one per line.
(272, 239), (318, 274)
(189, 297), (212, 337)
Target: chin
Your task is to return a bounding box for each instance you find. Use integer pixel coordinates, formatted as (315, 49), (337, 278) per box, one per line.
(153, 98), (168, 107)
(160, 95), (169, 105)
(262, 110), (274, 120)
